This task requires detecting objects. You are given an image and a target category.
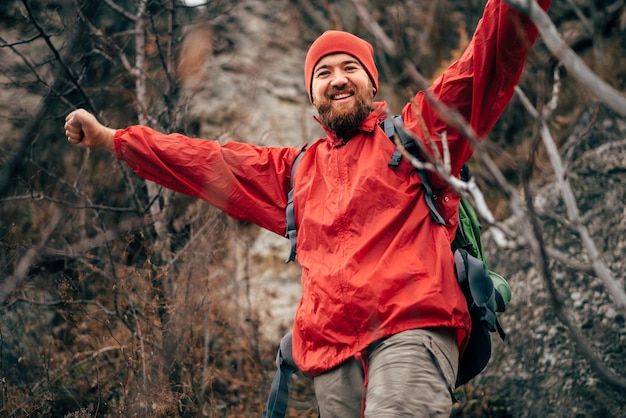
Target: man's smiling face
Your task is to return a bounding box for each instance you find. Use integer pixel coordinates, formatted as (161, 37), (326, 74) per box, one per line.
(311, 53), (375, 136)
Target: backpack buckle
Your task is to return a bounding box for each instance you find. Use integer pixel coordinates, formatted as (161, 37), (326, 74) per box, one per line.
(388, 150), (402, 167)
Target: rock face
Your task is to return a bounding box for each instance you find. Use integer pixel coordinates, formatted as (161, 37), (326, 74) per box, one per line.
(479, 105), (626, 417)
(183, 0), (321, 147)
(177, 0), (317, 342)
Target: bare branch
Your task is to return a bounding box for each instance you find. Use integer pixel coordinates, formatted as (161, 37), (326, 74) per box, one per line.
(544, 247), (595, 274)
(522, 169), (626, 393)
(0, 33), (40, 47)
(515, 85), (540, 118)
(28, 344), (126, 396)
(0, 209), (62, 304)
(0, 192), (139, 213)
(2, 297), (116, 316)
(20, 0), (97, 113)
(515, 72), (626, 390)
(517, 69), (626, 311)
(135, 0), (149, 125)
(42, 214), (162, 258)
(103, 0), (138, 22)
(505, 0), (626, 116)
(133, 0), (173, 264)
(71, 1), (135, 75)
(353, 0), (626, 392)
(538, 117), (626, 311)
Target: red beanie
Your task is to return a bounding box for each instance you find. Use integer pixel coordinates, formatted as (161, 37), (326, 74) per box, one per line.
(304, 30), (379, 103)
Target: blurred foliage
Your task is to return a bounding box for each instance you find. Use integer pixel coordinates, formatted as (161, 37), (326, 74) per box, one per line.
(452, 383), (514, 418)
(1, 0), (272, 416)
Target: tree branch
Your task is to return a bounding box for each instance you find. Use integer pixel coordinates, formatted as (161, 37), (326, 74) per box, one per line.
(505, 0), (626, 116)
(20, 0), (97, 113)
(516, 79), (626, 312)
(353, 0), (626, 392)
(0, 209), (62, 304)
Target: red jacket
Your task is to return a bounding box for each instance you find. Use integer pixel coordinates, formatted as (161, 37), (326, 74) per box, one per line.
(115, 0), (550, 376)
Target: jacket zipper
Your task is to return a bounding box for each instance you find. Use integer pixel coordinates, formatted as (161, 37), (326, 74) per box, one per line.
(334, 145), (361, 345)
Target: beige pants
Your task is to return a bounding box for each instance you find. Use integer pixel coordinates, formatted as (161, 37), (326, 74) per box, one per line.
(313, 328), (459, 418)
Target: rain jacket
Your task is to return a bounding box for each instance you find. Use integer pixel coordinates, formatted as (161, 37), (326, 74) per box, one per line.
(114, 0), (551, 376)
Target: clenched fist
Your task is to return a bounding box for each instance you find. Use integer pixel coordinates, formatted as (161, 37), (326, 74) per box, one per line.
(64, 109), (116, 151)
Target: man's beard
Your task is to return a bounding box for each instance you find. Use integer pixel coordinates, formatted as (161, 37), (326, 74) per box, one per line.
(316, 84), (374, 137)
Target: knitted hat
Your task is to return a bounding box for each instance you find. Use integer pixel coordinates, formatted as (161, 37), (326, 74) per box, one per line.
(304, 30), (379, 103)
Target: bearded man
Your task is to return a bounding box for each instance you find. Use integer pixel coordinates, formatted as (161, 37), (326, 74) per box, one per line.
(65, 0), (552, 415)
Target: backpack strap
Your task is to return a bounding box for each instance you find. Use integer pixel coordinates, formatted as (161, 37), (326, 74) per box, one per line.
(384, 116), (446, 226)
(285, 150), (306, 263)
(263, 332), (298, 418)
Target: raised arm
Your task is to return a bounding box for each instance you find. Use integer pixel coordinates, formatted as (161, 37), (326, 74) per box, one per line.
(404, 0), (552, 180)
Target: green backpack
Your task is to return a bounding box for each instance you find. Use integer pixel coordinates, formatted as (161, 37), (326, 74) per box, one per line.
(264, 115), (511, 418)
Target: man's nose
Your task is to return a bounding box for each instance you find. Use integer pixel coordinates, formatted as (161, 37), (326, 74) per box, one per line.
(330, 71), (348, 88)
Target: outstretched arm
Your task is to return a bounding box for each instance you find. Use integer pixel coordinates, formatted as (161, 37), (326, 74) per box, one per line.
(64, 109), (116, 151)
(63, 109), (300, 235)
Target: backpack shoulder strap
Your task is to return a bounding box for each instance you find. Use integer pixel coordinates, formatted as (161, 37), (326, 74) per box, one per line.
(285, 149), (306, 263)
(263, 332), (298, 418)
(383, 116), (445, 226)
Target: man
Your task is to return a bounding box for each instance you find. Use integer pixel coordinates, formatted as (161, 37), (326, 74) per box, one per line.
(65, 0), (551, 415)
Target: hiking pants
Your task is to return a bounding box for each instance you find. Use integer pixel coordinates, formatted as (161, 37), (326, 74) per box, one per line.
(313, 328), (458, 418)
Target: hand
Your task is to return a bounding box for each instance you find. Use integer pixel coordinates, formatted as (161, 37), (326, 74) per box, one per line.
(64, 109), (116, 151)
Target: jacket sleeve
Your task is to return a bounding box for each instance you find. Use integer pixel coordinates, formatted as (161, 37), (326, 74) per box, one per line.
(114, 126), (300, 235)
(403, 0), (552, 187)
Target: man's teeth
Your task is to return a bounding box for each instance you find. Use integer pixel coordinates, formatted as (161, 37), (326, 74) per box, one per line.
(332, 93), (352, 100)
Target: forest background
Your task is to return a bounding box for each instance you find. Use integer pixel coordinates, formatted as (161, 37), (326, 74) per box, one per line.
(1, 0), (625, 417)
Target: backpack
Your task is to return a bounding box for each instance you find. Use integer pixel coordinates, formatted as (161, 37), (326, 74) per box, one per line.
(263, 115), (510, 418)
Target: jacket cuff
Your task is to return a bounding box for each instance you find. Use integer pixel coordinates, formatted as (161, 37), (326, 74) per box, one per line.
(113, 128), (127, 160)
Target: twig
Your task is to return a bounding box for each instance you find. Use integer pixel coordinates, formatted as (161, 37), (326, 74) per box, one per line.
(0, 209), (62, 304)
(538, 117), (626, 311)
(2, 297), (116, 315)
(103, 0), (138, 22)
(42, 214), (162, 258)
(27, 345), (126, 395)
(517, 74), (626, 391)
(0, 192), (139, 213)
(20, 0), (97, 113)
(505, 0), (626, 116)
